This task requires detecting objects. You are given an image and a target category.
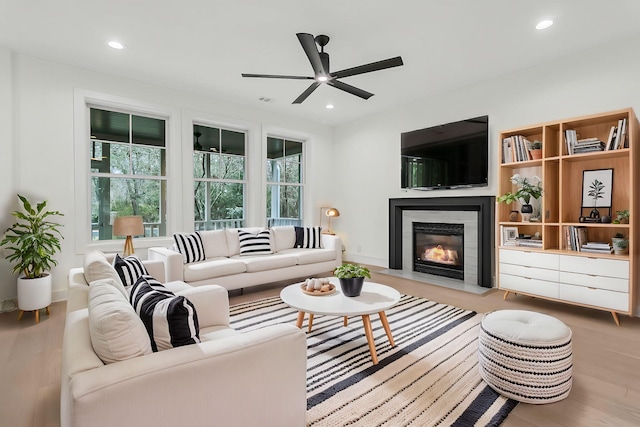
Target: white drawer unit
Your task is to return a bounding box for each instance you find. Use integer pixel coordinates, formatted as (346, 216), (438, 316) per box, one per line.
(500, 262), (560, 282)
(558, 271), (628, 293)
(499, 249), (559, 270)
(559, 284), (628, 312)
(559, 255), (629, 279)
(499, 273), (559, 299)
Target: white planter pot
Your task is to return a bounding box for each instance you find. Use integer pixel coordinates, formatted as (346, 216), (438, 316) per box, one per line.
(17, 273), (52, 311)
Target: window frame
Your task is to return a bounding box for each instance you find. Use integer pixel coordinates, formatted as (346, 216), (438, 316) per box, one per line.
(73, 90), (181, 254)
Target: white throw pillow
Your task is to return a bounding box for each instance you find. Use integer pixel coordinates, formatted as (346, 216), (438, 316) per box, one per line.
(88, 279), (152, 364)
(83, 250), (123, 286)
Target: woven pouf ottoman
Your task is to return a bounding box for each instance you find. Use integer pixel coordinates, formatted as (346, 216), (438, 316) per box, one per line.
(478, 310), (573, 404)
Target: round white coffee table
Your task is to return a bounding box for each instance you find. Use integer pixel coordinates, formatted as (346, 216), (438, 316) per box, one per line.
(280, 278), (401, 364)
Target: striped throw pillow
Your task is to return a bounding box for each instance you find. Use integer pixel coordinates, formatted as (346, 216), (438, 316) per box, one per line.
(174, 232), (206, 263)
(294, 226), (323, 249)
(112, 254), (148, 287)
(238, 228), (273, 256)
(130, 275), (200, 352)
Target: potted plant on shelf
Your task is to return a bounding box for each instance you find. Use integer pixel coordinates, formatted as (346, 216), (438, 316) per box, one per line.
(613, 209), (630, 224)
(333, 263), (371, 297)
(529, 140), (543, 160)
(497, 174), (543, 222)
(0, 194), (64, 321)
(611, 232), (629, 255)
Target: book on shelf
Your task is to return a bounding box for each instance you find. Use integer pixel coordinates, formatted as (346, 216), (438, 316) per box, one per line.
(605, 125), (617, 150)
(612, 118), (628, 149)
(502, 137), (513, 163)
(517, 239), (543, 248)
(582, 241), (612, 249)
(580, 247), (614, 254)
(565, 225), (588, 251)
(564, 129), (577, 155)
(504, 135), (535, 162)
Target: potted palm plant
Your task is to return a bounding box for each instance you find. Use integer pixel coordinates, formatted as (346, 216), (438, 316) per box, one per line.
(0, 195), (64, 321)
(611, 232), (629, 255)
(333, 263), (371, 297)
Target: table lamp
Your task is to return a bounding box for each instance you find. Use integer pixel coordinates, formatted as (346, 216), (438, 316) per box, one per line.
(113, 216), (144, 256)
(320, 207), (340, 235)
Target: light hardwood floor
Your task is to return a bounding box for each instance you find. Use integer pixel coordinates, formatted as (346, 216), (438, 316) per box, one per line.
(1, 267), (639, 426)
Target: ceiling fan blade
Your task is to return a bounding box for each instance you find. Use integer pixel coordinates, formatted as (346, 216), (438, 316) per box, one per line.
(293, 82), (321, 104)
(242, 73), (313, 80)
(328, 80), (373, 100)
(296, 33), (326, 76)
(331, 56), (403, 79)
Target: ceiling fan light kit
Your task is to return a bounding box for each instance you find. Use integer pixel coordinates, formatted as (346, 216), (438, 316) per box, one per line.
(242, 33), (403, 104)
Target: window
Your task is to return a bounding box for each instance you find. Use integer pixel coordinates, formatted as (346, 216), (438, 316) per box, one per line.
(266, 137), (303, 227)
(89, 108), (167, 240)
(193, 124), (246, 230)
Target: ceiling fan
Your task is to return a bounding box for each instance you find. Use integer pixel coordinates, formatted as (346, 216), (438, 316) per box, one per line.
(242, 33), (404, 104)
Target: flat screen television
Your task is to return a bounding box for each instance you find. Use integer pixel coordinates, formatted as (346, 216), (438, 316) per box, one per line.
(401, 115), (488, 190)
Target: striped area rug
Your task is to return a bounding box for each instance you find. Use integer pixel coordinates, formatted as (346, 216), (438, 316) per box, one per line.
(230, 294), (518, 427)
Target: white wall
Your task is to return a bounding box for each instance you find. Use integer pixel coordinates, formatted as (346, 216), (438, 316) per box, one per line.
(333, 37), (640, 268)
(1, 53), (335, 302)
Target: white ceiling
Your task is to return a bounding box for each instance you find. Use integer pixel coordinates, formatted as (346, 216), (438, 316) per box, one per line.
(2, 1), (640, 127)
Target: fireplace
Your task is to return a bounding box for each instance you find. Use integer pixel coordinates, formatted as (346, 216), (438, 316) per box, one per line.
(389, 196), (494, 288)
(413, 222), (464, 280)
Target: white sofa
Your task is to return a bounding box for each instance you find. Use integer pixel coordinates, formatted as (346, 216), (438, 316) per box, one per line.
(149, 226), (342, 291)
(61, 252), (307, 427)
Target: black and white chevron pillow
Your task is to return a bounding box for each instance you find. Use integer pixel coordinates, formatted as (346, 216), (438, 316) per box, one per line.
(130, 275), (200, 352)
(173, 232), (205, 263)
(112, 254), (148, 287)
(294, 226), (323, 249)
(238, 228), (273, 255)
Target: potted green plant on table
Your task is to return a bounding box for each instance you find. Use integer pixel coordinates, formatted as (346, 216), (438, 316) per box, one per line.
(333, 263), (371, 297)
(529, 140), (543, 160)
(0, 194), (64, 322)
(611, 232), (629, 255)
(613, 210), (630, 224)
(497, 174), (543, 222)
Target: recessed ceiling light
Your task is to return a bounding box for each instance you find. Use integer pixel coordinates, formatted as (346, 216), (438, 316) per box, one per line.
(536, 20), (553, 30)
(107, 41), (124, 50)
(317, 76), (328, 82)
(326, 104), (334, 109)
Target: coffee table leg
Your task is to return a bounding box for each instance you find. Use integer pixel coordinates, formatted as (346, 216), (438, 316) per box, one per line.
(308, 313), (315, 333)
(296, 311), (305, 329)
(379, 311), (395, 346)
(361, 314), (378, 365)
(344, 316), (348, 326)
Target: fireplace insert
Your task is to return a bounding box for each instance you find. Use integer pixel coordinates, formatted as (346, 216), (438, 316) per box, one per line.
(413, 222), (464, 280)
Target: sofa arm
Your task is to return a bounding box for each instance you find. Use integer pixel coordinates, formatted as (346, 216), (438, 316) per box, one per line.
(148, 246), (184, 282)
(142, 259), (166, 283)
(64, 324), (307, 427)
(174, 285), (230, 328)
(322, 234), (343, 265)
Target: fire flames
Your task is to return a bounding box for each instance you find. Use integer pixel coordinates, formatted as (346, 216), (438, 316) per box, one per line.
(421, 245), (458, 265)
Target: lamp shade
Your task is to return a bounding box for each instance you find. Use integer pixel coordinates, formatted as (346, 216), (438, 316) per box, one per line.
(113, 216), (144, 237)
(325, 208), (340, 218)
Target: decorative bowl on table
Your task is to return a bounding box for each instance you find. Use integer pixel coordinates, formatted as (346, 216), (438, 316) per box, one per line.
(300, 278), (336, 296)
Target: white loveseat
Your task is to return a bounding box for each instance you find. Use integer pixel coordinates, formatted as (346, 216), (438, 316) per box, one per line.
(148, 226), (342, 291)
(61, 252), (307, 427)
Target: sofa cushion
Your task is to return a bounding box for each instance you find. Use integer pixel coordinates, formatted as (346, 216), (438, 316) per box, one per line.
(294, 226), (323, 249)
(183, 258), (247, 282)
(88, 279), (152, 364)
(83, 250), (123, 286)
(130, 275), (200, 352)
(240, 253), (298, 273)
(199, 229), (230, 258)
(271, 226), (296, 252)
(238, 229), (273, 256)
(226, 227), (261, 256)
(174, 232), (206, 263)
(281, 248), (337, 265)
(112, 254), (148, 287)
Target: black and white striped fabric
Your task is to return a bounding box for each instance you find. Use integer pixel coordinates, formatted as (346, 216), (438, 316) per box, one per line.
(294, 226), (322, 249)
(130, 275), (200, 352)
(238, 228), (273, 255)
(112, 254), (148, 287)
(230, 295), (518, 426)
(173, 232), (205, 264)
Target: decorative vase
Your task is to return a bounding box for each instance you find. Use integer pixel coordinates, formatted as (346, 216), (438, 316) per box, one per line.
(338, 277), (365, 297)
(521, 204), (533, 222)
(509, 210), (519, 222)
(611, 237), (629, 255)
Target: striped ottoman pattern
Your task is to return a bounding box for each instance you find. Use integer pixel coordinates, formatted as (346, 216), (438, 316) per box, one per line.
(478, 310), (573, 404)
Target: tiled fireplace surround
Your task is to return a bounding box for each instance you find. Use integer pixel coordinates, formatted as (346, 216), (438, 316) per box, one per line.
(388, 196), (495, 289)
